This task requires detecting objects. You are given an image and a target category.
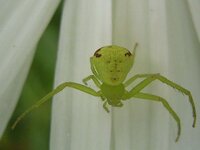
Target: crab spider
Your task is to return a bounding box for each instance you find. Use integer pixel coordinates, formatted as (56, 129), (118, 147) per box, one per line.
(12, 43), (196, 142)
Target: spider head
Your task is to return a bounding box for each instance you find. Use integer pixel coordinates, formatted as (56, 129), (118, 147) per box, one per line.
(91, 45), (134, 86)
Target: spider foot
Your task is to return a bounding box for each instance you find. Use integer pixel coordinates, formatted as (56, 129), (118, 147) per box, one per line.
(116, 102), (123, 107)
(103, 102), (110, 113)
(100, 96), (106, 101)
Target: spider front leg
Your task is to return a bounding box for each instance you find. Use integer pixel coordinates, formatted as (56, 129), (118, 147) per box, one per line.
(133, 92), (181, 142)
(82, 75), (101, 88)
(124, 73), (196, 127)
(12, 82), (101, 129)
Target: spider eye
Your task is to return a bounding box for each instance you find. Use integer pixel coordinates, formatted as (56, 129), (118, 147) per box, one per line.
(94, 48), (102, 57)
(94, 53), (102, 57)
(125, 51), (132, 56)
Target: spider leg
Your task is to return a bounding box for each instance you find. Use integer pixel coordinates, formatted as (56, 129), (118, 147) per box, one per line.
(12, 82), (101, 129)
(82, 75), (101, 88)
(82, 57), (103, 88)
(97, 90), (106, 101)
(124, 73), (196, 128)
(103, 101), (110, 113)
(100, 95), (106, 101)
(124, 74), (152, 87)
(115, 101), (123, 107)
(133, 92), (181, 142)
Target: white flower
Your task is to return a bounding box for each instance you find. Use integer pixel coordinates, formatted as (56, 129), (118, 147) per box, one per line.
(0, 0), (199, 149)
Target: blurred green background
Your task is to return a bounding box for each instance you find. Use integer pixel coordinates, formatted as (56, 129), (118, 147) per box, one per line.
(0, 4), (62, 150)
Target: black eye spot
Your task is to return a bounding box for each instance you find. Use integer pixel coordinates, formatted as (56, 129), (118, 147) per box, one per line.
(119, 60), (122, 63)
(110, 70), (113, 72)
(94, 48), (102, 57)
(95, 53), (102, 57)
(125, 51), (132, 56)
(117, 70), (120, 72)
(106, 60), (111, 63)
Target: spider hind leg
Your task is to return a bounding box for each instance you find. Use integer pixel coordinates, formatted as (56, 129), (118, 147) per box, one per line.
(134, 92), (181, 142)
(124, 73), (196, 128)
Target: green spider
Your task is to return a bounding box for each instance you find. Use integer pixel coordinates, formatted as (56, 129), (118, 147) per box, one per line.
(12, 43), (196, 142)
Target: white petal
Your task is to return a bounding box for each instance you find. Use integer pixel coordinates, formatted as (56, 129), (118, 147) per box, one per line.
(0, 0), (60, 137)
(187, 0), (200, 41)
(50, 0), (200, 149)
(112, 0), (160, 149)
(166, 0), (200, 149)
(113, 0), (200, 149)
(50, 0), (112, 150)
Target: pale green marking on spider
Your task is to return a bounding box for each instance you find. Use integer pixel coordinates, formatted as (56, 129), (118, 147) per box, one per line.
(12, 43), (196, 142)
